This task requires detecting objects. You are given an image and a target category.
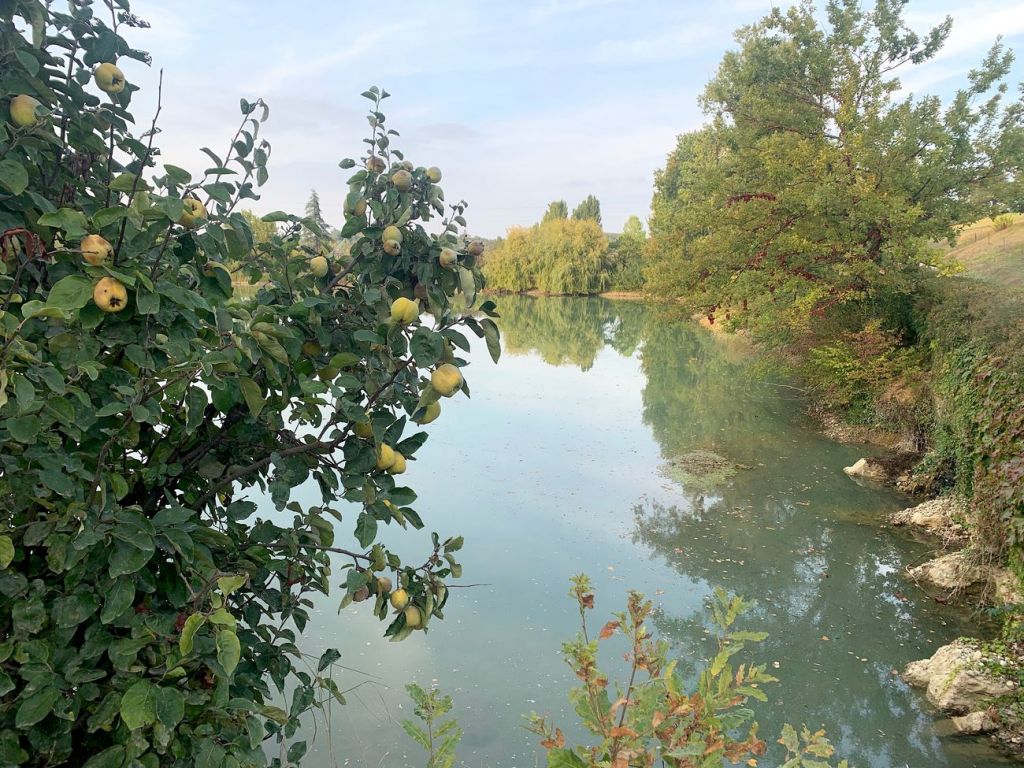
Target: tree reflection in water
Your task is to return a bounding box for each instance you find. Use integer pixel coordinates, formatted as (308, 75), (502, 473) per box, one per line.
(496, 294), (1001, 768)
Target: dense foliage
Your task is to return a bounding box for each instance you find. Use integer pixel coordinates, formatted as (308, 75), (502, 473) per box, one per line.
(646, 0), (1024, 336)
(644, 0), (1024, 571)
(0, 2), (498, 765)
(604, 216), (646, 292)
(920, 281), (1024, 562)
(483, 217), (609, 295)
(541, 200), (568, 223)
(483, 203), (646, 295)
(571, 194), (601, 225)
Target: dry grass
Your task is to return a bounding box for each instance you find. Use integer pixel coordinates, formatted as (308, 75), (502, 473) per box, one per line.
(942, 213), (1024, 290)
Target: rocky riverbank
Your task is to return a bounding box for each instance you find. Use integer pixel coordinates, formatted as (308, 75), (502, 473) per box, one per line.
(846, 477), (1024, 759)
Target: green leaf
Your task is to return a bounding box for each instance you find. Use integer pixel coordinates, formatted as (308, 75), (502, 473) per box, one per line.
(92, 206), (130, 228)
(196, 740), (226, 768)
(154, 686), (185, 728)
(208, 608), (236, 628)
(547, 748), (587, 768)
(108, 541), (153, 577)
(458, 266), (476, 304)
(37, 208), (88, 238)
(354, 512), (377, 548)
(12, 597), (47, 634)
(164, 164), (192, 184)
(480, 318), (501, 363)
(15, 686), (59, 728)
(287, 742), (308, 764)
(46, 275), (94, 312)
(52, 592), (99, 627)
(317, 648), (341, 673)
(120, 680), (156, 730)
(218, 574), (247, 596)
(259, 705), (289, 724)
(109, 173), (142, 193)
(0, 159), (29, 195)
(238, 376), (265, 418)
(779, 723), (800, 753)
(401, 720), (431, 751)
(82, 746), (126, 768)
(730, 630), (769, 642)
(101, 579), (135, 623)
(216, 628), (241, 676)
(6, 415), (39, 444)
(179, 613), (206, 656)
(136, 286), (160, 315)
(410, 327), (443, 367)
(0, 732), (28, 765)
(21, 300), (65, 319)
(0, 535), (13, 569)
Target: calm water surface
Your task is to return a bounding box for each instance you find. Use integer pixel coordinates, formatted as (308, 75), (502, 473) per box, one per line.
(265, 296), (1006, 768)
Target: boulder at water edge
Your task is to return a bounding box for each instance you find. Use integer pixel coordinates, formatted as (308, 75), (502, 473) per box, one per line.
(903, 640), (1016, 713)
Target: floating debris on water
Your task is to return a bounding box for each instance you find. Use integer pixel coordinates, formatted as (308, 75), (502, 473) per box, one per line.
(660, 449), (742, 491)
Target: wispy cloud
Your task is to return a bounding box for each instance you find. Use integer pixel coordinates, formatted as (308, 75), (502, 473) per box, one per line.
(894, 2), (1024, 97)
(118, 0), (1024, 240)
(529, 0), (619, 21)
(589, 24), (721, 64)
(246, 21), (415, 95)
(907, 2), (1024, 60)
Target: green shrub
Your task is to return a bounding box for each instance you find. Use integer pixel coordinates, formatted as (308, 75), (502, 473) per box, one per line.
(993, 213), (1015, 231)
(0, 3), (496, 765)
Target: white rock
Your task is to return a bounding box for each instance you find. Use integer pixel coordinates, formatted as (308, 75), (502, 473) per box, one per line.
(908, 551), (992, 591)
(890, 497), (967, 538)
(950, 710), (999, 735)
(843, 457), (889, 483)
(903, 641), (1016, 713)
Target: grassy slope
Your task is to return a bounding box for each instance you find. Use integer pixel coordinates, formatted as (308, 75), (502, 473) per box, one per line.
(945, 213), (1024, 289)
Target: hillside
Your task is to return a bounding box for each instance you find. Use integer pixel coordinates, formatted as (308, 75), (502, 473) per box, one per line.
(946, 214), (1024, 289)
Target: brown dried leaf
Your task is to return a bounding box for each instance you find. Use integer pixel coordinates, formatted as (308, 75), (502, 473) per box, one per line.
(540, 728), (566, 749)
(609, 697), (629, 716)
(599, 621), (620, 640)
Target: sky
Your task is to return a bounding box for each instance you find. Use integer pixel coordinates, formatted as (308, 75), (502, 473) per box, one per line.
(119, 0), (1024, 238)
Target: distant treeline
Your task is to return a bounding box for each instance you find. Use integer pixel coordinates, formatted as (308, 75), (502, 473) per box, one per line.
(482, 198), (645, 294)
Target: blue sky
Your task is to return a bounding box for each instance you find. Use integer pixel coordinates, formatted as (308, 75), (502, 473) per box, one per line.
(124, 0), (1024, 238)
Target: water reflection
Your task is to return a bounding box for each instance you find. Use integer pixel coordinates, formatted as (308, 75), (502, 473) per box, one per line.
(495, 295), (1002, 767)
(285, 296), (1003, 768)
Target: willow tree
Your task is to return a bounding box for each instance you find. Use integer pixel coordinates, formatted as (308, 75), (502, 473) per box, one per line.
(482, 218), (609, 295)
(647, 0), (1024, 335)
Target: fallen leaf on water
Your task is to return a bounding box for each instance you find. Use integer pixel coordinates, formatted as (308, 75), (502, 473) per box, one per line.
(821, 635), (830, 641)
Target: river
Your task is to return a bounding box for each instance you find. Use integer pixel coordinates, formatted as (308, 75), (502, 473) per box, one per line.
(267, 296), (1006, 767)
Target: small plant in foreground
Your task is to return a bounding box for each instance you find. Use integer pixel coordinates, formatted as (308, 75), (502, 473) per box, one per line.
(402, 683), (461, 768)
(523, 576), (850, 768)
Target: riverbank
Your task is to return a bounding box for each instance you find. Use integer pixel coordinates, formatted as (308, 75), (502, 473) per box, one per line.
(810, 217), (1024, 759)
(454, 294), (999, 767)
